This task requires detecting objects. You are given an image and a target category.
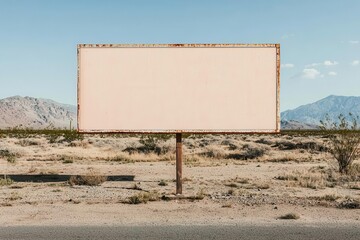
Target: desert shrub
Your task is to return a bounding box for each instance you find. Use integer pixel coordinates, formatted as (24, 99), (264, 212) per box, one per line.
(273, 141), (326, 152)
(128, 193), (148, 204)
(226, 147), (265, 160)
(338, 199), (360, 209)
(0, 149), (17, 163)
(47, 130), (84, 144)
(69, 171), (107, 186)
(123, 135), (170, 155)
(255, 138), (273, 145)
(0, 176), (13, 186)
(127, 191), (159, 204)
(17, 139), (40, 146)
(220, 139), (239, 150)
(200, 146), (226, 158)
(320, 113), (360, 174)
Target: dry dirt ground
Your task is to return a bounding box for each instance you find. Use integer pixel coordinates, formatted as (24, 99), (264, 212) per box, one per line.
(0, 133), (359, 226)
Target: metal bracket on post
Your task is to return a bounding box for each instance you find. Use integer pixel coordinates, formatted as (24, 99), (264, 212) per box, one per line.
(176, 133), (182, 195)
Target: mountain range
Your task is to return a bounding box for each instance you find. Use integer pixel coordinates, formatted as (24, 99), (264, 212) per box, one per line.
(0, 96), (76, 129)
(281, 95), (360, 128)
(0, 95), (359, 130)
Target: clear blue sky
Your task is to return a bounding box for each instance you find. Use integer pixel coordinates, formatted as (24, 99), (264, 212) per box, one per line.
(0, 0), (359, 111)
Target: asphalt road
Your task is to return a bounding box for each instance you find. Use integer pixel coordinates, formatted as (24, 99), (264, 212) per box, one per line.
(0, 224), (359, 240)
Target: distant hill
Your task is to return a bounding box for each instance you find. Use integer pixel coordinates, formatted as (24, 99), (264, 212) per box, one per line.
(0, 96), (76, 129)
(281, 95), (360, 127)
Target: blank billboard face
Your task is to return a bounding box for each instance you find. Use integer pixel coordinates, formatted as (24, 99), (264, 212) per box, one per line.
(77, 44), (280, 133)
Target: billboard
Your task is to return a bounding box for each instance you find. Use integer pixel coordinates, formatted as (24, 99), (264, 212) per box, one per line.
(77, 44), (280, 133)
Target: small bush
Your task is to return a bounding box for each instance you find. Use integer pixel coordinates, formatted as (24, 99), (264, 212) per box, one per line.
(279, 213), (300, 220)
(127, 191), (159, 204)
(17, 139), (40, 147)
(0, 176), (13, 186)
(123, 135), (170, 155)
(0, 149), (17, 163)
(338, 199), (360, 209)
(69, 171), (107, 186)
(226, 147), (265, 160)
(7, 155), (16, 163)
(320, 113), (360, 174)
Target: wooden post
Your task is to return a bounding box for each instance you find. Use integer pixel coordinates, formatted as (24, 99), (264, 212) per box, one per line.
(176, 133), (182, 194)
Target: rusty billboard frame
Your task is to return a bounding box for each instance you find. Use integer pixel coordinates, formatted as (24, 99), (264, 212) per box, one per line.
(77, 43), (280, 134)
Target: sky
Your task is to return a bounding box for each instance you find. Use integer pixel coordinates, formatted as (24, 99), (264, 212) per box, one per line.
(0, 0), (359, 111)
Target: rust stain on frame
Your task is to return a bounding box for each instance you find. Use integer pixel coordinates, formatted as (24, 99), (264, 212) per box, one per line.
(275, 44), (281, 133)
(77, 43), (278, 48)
(77, 44), (280, 134)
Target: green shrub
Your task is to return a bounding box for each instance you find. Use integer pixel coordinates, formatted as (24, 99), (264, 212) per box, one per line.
(320, 113), (360, 174)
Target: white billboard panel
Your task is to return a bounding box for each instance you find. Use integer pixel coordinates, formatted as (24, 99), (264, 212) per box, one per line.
(77, 44), (280, 133)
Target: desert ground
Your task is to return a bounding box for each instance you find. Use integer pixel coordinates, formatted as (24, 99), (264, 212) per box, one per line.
(0, 131), (359, 226)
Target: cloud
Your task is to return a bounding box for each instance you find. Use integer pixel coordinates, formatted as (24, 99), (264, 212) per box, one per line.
(306, 60), (338, 67)
(349, 40), (359, 44)
(323, 60), (338, 66)
(302, 68), (320, 79)
(281, 63), (294, 68)
(328, 71), (337, 76)
(351, 60), (359, 66)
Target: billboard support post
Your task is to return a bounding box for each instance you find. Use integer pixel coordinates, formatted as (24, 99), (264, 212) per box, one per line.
(176, 133), (182, 194)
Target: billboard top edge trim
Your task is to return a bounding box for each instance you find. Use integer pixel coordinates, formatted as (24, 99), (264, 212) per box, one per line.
(77, 43), (280, 49)
(77, 129), (281, 134)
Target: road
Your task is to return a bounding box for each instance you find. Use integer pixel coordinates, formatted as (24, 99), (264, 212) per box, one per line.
(1, 224), (359, 240)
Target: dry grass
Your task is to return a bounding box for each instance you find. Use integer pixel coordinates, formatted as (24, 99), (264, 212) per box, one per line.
(126, 191), (160, 204)
(312, 194), (341, 201)
(69, 171), (107, 186)
(276, 170), (327, 189)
